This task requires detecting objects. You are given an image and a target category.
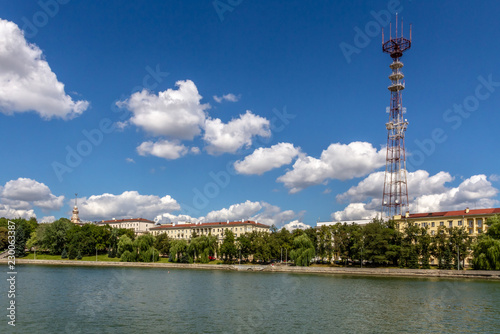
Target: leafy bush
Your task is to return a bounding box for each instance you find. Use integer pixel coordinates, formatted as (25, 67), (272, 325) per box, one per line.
(61, 248), (68, 259)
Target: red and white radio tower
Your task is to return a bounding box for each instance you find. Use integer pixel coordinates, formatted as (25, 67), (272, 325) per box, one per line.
(381, 17), (412, 218)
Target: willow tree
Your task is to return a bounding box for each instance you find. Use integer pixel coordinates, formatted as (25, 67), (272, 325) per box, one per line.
(290, 234), (315, 266)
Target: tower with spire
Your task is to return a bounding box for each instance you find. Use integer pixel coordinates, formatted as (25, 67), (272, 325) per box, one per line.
(71, 193), (80, 224)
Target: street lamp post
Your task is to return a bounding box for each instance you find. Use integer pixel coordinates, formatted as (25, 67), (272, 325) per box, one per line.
(95, 246), (98, 262)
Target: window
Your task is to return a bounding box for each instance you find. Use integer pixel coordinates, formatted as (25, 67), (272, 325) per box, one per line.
(478, 229), (483, 234)
(440, 221), (444, 226)
(469, 229), (473, 235)
(469, 221), (473, 228)
(432, 222), (435, 227)
(477, 219), (483, 227)
(458, 220), (462, 226)
(448, 221), (453, 228)
(431, 230), (435, 236)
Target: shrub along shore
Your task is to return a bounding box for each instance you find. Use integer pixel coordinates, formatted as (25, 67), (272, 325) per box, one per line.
(4, 258), (500, 280)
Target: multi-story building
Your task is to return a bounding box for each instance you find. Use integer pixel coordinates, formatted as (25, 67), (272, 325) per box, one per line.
(149, 220), (270, 243)
(394, 208), (500, 237)
(97, 218), (156, 235)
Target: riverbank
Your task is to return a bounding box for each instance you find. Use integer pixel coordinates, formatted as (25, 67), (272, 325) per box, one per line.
(3, 258), (500, 280)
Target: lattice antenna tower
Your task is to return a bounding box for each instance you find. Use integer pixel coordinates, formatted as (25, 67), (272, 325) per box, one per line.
(381, 15), (412, 218)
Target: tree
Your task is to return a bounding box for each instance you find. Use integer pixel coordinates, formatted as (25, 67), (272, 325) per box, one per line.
(418, 227), (432, 269)
(61, 248), (68, 259)
(472, 215), (500, 270)
(154, 233), (171, 256)
(236, 233), (252, 261)
(290, 234), (315, 266)
(169, 239), (188, 262)
(472, 236), (500, 270)
(39, 218), (73, 255)
(401, 223), (420, 269)
(0, 227), (9, 250)
(220, 230), (237, 262)
(117, 235), (134, 257)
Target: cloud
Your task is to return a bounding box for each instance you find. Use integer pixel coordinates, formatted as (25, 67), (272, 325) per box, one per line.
(203, 110), (271, 155)
(41, 216), (56, 223)
(413, 174), (498, 213)
(490, 174), (500, 182)
(125, 158), (135, 163)
(332, 172), (499, 220)
(205, 200), (263, 222)
(277, 141), (386, 193)
(0, 19), (89, 119)
(0, 204), (36, 220)
(137, 139), (189, 160)
(168, 200), (303, 228)
(78, 191), (180, 221)
(154, 213), (200, 224)
(213, 93), (240, 103)
(282, 220), (310, 232)
(117, 80), (209, 140)
(332, 201), (381, 221)
(234, 142), (300, 175)
(1, 178), (64, 212)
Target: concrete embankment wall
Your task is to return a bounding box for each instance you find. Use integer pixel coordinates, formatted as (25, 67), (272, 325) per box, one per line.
(4, 259), (500, 280)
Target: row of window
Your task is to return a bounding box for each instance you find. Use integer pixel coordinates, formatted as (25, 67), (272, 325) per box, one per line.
(415, 219), (485, 228)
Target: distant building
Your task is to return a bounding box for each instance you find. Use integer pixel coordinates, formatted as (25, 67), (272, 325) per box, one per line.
(149, 220), (270, 243)
(394, 207), (500, 237)
(316, 219), (372, 228)
(97, 218), (156, 235)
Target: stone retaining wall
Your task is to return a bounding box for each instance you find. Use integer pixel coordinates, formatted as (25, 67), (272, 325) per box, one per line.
(3, 259), (500, 280)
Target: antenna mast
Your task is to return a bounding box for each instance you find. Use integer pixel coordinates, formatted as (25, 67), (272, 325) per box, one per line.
(381, 18), (412, 219)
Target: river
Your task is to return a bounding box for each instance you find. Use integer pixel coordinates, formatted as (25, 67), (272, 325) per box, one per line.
(2, 265), (500, 333)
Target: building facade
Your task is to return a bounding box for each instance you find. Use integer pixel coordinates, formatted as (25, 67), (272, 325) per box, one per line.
(97, 218), (156, 235)
(149, 220), (270, 243)
(394, 208), (500, 237)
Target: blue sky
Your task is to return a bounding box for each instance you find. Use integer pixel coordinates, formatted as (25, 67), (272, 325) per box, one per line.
(1, 0), (499, 227)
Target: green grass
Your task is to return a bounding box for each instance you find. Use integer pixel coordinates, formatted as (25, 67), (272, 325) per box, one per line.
(23, 252), (121, 262)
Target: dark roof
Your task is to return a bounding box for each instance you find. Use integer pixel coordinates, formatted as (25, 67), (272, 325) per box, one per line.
(99, 218), (155, 224)
(150, 220), (269, 230)
(407, 208), (500, 219)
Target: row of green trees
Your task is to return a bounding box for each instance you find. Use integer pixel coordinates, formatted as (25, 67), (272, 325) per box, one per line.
(1, 215), (499, 269)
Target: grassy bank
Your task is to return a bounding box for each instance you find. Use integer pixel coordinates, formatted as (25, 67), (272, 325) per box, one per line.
(21, 252), (224, 264)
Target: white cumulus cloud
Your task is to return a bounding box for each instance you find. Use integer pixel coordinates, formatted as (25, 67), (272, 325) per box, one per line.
(78, 191), (180, 221)
(213, 93), (240, 103)
(205, 200), (263, 222)
(137, 139), (189, 160)
(203, 110), (271, 155)
(234, 142), (301, 175)
(277, 141), (386, 193)
(1, 178), (64, 212)
(117, 80), (209, 140)
(0, 19), (89, 119)
(282, 220), (311, 232)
